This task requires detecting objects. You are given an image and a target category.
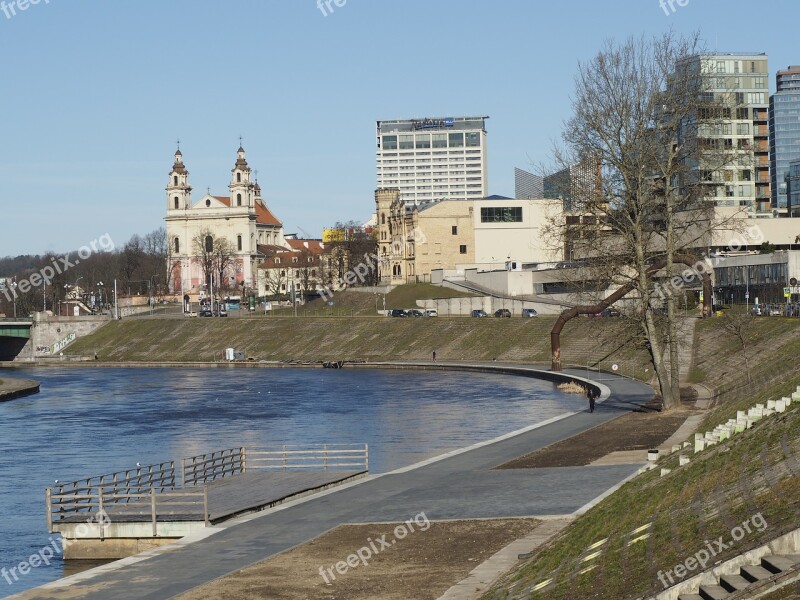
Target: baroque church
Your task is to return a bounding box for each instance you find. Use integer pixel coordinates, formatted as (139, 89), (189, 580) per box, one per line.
(164, 145), (288, 295)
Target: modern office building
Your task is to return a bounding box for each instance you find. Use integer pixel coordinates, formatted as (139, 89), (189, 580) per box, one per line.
(770, 66), (800, 212)
(514, 167), (543, 199)
(786, 159), (800, 218)
(677, 53), (770, 214)
(376, 116), (489, 204)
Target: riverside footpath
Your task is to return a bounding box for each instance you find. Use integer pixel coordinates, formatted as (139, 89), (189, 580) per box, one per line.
(13, 364), (655, 600)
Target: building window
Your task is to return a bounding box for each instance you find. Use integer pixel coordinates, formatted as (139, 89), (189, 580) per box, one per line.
(205, 236), (213, 252)
(459, 245), (467, 254)
(206, 199), (211, 207)
(174, 237), (180, 253)
(237, 172), (241, 183)
(174, 196), (179, 209)
(174, 176), (178, 185)
(280, 270), (286, 277)
(237, 235), (242, 251)
(382, 135), (397, 150)
(275, 257), (280, 264)
(296, 270), (300, 278)
(480, 207), (523, 223)
(451, 225), (458, 235)
(381, 213), (386, 224)
(465, 132), (481, 147)
(449, 133), (464, 148)
(237, 193), (242, 206)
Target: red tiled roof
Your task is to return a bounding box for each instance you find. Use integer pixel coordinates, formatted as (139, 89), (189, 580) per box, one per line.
(259, 250), (321, 268)
(213, 196), (231, 206)
(255, 199), (281, 226)
(286, 239), (326, 254)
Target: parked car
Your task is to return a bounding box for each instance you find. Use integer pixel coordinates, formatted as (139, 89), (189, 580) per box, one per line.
(471, 309), (488, 318)
(424, 309), (438, 317)
(199, 308), (213, 317)
(494, 308), (512, 318)
(589, 307), (621, 318)
(389, 309), (407, 317)
(407, 309), (424, 317)
(214, 306), (228, 317)
(521, 308), (538, 317)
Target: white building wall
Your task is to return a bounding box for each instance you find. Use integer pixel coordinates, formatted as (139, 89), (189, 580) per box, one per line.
(472, 198), (563, 268)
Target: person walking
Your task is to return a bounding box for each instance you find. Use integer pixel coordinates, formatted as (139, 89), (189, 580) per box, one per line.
(432, 350), (437, 362)
(587, 387), (597, 413)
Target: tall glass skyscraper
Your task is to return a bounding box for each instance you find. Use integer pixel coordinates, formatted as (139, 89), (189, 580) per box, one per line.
(769, 66), (800, 211)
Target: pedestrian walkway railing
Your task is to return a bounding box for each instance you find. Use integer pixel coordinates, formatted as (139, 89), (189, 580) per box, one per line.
(181, 444), (369, 485)
(45, 460), (211, 533)
(47, 444), (368, 531)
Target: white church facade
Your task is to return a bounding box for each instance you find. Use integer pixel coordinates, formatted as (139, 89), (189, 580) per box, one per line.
(164, 146), (287, 296)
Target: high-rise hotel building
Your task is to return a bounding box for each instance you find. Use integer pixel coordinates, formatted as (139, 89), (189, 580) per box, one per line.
(376, 116), (489, 203)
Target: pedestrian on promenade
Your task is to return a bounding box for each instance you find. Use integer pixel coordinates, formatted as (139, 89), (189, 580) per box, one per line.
(587, 387), (597, 413)
(432, 350), (437, 362)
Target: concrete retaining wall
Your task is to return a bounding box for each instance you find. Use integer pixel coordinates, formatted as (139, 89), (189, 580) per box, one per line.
(15, 314), (109, 362)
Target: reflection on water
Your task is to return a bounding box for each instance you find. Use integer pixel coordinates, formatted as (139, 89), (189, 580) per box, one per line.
(0, 367), (577, 597)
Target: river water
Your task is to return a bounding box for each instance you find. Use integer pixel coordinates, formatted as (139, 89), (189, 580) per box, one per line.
(0, 366), (577, 597)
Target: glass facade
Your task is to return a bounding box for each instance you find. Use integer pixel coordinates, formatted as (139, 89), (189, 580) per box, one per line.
(769, 68), (800, 209)
(480, 207), (523, 223)
(786, 160), (800, 217)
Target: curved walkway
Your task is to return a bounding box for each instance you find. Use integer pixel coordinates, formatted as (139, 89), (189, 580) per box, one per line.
(14, 364), (654, 600)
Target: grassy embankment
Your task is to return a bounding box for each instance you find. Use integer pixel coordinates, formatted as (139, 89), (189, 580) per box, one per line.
(483, 315), (800, 600)
(66, 301), (650, 377)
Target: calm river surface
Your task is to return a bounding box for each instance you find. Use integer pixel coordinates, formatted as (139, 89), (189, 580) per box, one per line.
(0, 366), (577, 596)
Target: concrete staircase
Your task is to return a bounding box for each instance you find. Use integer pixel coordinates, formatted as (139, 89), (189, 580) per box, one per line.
(677, 554), (800, 599)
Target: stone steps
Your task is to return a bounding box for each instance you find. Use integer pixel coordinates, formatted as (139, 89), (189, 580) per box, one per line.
(676, 554), (800, 600)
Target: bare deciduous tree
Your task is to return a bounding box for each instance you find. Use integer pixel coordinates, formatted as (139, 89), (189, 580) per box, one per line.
(548, 32), (747, 410)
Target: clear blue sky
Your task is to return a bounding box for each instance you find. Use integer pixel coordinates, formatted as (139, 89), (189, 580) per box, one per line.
(1, 0), (798, 256)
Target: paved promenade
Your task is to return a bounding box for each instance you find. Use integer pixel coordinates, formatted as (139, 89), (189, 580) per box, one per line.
(16, 365), (653, 600)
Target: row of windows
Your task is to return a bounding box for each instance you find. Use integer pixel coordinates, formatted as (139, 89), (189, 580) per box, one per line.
(173, 235), (245, 254)
(380, 132), (482, 150)
(480, 207), (523, 223)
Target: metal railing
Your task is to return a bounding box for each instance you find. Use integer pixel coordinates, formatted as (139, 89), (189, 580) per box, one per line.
(243, 444), (369, 472)
(46, 486), (208, 535)
(181, 447), (245, 486)
(47, 444), (368, 531)
(45, 459), (211, 533)
(181, 444), (369, 485)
